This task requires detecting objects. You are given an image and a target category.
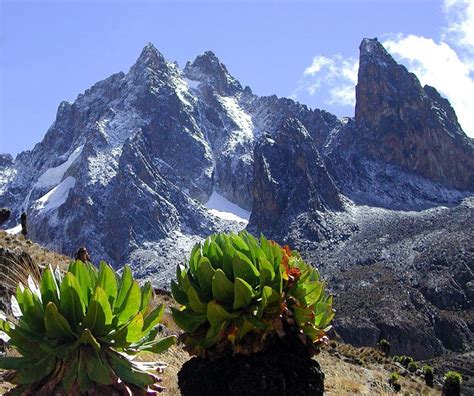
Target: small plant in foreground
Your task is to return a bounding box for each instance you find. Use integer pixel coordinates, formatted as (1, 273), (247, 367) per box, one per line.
(392, 355), (400, 362)
(0, 260), (175, 394)
(378, 338), (390, 355)
(171, 231), (334, 358)
(407, 361), (418, 373)
(388, 372), (401, 392)
(423, 364), (434, 387)
(443, 371), (462, 395)
(399, 355), (414, 368)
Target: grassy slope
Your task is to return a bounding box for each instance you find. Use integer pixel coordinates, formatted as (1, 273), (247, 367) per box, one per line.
(0, 231), (440, 395)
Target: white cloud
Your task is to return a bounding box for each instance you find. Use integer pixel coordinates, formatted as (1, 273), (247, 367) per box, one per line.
(295, 0), (474, 138)
(298, 54), (358, 106)
(443, 0), (474, 50)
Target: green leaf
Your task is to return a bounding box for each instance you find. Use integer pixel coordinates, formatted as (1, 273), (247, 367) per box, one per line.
(125, 313), (144, 343)
(115, 280), (141, 326)
(69, 260), (93, 304)
(211, 269), (234, 305)
(97, 261), (118, 308)
(83, 287), (113, 336)
(44, 302), (75, 339)
(259, 285), (280, 317)
(207, 241), (224, 269)
(12, 355), (56, 385)
(115, 266), (133, 312)
(196, 257), (215, 296)
(40, 265), (60, 308)
(220, 242), (236, 280)
(207, 301), (239, 327)
(17, 288), (45, 334)
(258, 257), (275, 287)
(171, 280), (188, 306)
(62, 352), (79, 393)
(0, 356), (34, 370)
(138, 335), (176, 354)
(202, 322), (226, 348)
(142, 304), (165, 334)
(140, 281), (153, 313)
(232, 251), (260, 286)
(78, 348), (93, 392)
(60, 273), (86, 330)
(171, 307), (207, 333)
(85, 349), (115, 385)
(107, 350), (156, 387)
(292, 281), (323, 306)
(233, 277), (254, 310)
(187, 286), (207, 313)
(231, 233), (249, 252)
(78, 328), (101, 351)
(293, 306), (313, 326)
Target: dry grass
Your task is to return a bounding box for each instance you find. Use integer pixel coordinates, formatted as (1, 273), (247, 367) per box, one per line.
(0, 230), (71, 272)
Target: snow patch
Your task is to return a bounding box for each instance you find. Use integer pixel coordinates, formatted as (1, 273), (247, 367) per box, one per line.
(183, 77), (200, 90)
(218, 96), (254, 148)
(205, 191), (250, 223)
(34, 176), (76, 212)
(5, 224), (22, 235)
(35, 145), (83, 189)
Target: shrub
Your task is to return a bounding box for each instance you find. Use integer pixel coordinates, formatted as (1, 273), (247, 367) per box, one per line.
(443, 371), (462, 395)
(388, 372), (401, 392)
(0, 260), (175, 394)
(423, 365), (434, 387)
(171, 231), (334, 358)
(422, 364), (433, 375)
(378, 338), (390, 354)
(408, 361), (418, 373)
(392, 355), (400, 362)
(444, 371), (462, 386)
(389, 372), (400, 382)
(399, 355), (414, 367)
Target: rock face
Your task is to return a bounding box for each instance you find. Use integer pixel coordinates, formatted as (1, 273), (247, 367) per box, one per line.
(354, 38), (474, 191)
(0, 38), (473, 382)
(249, 118), (342, 241)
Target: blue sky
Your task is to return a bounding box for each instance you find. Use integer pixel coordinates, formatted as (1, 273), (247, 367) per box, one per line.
(1, 0), (473, 156)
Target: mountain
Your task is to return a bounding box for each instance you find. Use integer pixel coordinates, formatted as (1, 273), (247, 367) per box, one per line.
(1, 38), (473, 386)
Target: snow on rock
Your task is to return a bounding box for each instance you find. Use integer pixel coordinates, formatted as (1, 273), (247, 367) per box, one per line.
(183, 77), (200, 90)
(5, 224), (21, 235)
(205, 190), (250, 223)
(34, 176), (76, 212)
(218, 96), (254, 149)
(35, 145), (83, 189)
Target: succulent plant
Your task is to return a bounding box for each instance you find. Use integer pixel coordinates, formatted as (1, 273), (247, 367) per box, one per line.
(443, 371), (462, 396)
(0, 260), (175, 395)
(171, 231), (334, 358)
(423, 365), (434, 387)
(407, 361), (418, 373)
(444, 370), (462, 385)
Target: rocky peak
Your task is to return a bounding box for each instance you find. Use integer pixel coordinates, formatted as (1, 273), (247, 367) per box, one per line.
(183, 51), (242, 95)
(359, 38), (395, 68)
(353, 37), (474, 191)
(128, 42), (171, 86)
(134, 42), (166, 69)
(249, 118), (342, 240)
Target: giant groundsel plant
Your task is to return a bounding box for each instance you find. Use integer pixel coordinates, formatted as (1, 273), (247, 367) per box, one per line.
(171, 231), (334, 358)
(0, 260), (175, 395)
